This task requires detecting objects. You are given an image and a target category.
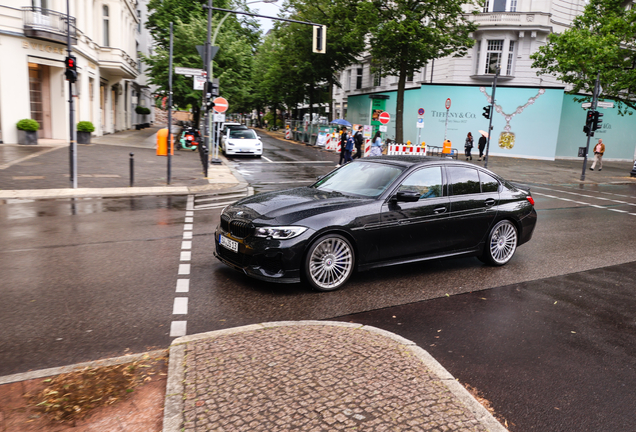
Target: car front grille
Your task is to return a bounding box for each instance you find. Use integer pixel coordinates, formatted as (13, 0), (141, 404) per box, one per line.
(220, 214), (253, 239)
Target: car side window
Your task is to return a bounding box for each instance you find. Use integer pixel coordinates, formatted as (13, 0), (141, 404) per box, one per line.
(448, 166), (480, 196)
(480, 171), (500, 193)
(398, 167), (443, 199)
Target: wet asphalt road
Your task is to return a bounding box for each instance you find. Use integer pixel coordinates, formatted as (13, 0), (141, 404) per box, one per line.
(2, 133), (636, 430)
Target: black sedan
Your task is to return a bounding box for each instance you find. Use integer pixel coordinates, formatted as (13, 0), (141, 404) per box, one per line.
(214, 156), (537, 291)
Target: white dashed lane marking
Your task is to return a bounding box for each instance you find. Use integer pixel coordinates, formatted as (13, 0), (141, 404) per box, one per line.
(532, 188), (636, 216)
(170, 195), (195, 338)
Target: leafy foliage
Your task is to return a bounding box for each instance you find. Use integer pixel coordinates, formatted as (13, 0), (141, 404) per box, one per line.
(530, 0), (636, 114)
(358, 0), (480, 142)
(76, 121), (96, 133)
(16, 118), (40, 132)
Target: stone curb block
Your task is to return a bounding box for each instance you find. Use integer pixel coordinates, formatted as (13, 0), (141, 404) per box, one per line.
(162, 321), (507, 432)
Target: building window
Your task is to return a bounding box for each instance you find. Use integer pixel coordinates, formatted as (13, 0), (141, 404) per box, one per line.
(374, 70), (382, 87)
(137, 10), (141, 33)
(356, 68), (363, 90)
(506, 41), (515, 75)
(346, 69), (352, 91)
(103, 5), (110, 46)
(485, 40), (503, 74)
(407, 70), (414, 82)
(483, 0), (516, 12)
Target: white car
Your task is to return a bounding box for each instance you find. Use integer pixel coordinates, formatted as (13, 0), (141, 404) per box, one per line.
(221, 128), (263, 157)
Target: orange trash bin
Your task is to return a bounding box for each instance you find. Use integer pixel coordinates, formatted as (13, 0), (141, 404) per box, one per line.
(442, 139), (452, 155)
(156, 128), (174, 156)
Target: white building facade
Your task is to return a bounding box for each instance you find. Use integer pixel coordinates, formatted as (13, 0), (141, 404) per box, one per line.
(0, 0), (154, 144)
(333, 0), (585, 119)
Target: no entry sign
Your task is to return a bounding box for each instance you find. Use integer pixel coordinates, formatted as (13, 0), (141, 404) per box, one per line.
(379, 111), (391, 124)
(213, 97), (229, 113)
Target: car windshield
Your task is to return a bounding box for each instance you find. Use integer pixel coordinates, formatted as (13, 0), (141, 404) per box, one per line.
(229, 129), (257, 139)
(312, 161), (404, 198)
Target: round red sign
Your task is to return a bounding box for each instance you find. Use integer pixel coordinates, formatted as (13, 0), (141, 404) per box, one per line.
(445, 98), (451, 110)
(213, 97), (229, 113)
(379, 111), (391, 124)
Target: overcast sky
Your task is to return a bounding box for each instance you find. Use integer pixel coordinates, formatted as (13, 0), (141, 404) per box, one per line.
(250, 1), (282, 34)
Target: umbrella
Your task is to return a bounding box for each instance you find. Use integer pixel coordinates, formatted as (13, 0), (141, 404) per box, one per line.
(331, 119), (352, 127)
(478, 130), (489, 138)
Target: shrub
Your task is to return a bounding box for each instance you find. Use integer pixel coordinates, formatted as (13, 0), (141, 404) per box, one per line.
(76, 121), (95, 133)
(135, 106), (151, 115)
(16, 118), (40, 132)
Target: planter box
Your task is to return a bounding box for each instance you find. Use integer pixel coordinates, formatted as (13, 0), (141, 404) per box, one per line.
(17, 130), (38, 145)
(77, 131), (92, 144)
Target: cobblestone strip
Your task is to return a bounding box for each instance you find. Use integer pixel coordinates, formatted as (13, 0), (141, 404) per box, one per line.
(163, 321), (507, 432)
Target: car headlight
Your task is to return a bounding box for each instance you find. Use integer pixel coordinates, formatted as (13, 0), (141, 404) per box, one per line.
(254, 226), (307, 239)
(256, 142), (262, 146)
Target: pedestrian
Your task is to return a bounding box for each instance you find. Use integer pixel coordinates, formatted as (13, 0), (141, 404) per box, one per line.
(338, 127), (348, 167)
(369, 131), (383, 157)
(464, 132), (474, 161)
(478, 133), (487, 160)
(353, 125), (364, 159)
(590, 138), (605, 171)
(344, 133), (355, 164)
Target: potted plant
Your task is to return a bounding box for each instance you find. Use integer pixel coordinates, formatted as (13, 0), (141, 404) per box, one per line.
(135, 106), (151, 129)
(76, 121), (95, 144)
(16, 119), (40, 145)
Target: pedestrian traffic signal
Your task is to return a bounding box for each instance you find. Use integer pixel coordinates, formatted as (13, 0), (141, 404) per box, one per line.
(482, 106), (491, 119)
(64, 55), (77, 83)
(205, 98), (215, 111)
(583, 110), (594, 136)
(592, 111), (603, 131)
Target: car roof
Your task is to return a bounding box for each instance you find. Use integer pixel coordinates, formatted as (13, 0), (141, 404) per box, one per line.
(359, 156), (504, 177)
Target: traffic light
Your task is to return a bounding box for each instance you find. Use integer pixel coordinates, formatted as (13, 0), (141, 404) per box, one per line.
(312, 25), (327, 54)
(64, 56), (77, 83)
(205, 97), (215, 111)
(206, 81), (219, 97)
(482, 106), (491, 119)
(583, 110), (594, 136)
(592, 111), (603, 131)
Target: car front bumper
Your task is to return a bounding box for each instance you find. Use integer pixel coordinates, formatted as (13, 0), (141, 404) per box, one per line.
(213, 226), (309, 283)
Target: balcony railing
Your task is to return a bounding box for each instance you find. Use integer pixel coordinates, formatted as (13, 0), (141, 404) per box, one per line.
(471, 12), (551, 28)
(22, 6), (77, 45)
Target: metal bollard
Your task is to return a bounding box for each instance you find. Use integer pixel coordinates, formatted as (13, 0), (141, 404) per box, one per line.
(129, 152), (134, 187)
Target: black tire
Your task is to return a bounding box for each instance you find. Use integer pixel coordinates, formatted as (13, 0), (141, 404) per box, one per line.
(303, 234), (355, 291)
(479, 220), (518, 266)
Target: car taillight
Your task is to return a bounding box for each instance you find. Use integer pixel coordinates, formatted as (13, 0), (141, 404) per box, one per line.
(526, 196), (535, 206)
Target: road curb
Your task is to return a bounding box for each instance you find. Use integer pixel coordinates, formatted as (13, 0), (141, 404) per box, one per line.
(0, 349), (167, 386)
(162, 321), (507, 432)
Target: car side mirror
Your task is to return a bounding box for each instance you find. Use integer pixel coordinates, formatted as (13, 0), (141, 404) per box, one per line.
(394, 190), (420, 202)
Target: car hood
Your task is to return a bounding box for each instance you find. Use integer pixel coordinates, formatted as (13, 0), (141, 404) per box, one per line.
(226, 138), (260, 145)
(225, 187), (373, 225)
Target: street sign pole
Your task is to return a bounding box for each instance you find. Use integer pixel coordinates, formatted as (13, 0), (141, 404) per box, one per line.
(66, 0), (76, 189)
(167, 22), (173, 185)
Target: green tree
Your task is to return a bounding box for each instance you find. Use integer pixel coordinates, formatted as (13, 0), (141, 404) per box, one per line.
(359, 0), (479, 142)
(144, 0), (260, 124)
(274, 0), (367, 120)
(530, 0), (636, 114)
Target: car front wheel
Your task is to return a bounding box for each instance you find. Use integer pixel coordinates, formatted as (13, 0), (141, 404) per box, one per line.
(480, 220), (518, 266)
(304, 234), (354, 291)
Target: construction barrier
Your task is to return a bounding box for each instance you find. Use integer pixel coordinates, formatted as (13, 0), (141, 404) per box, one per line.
(387, 144), (427, 156)
(285, 128), (291, 139)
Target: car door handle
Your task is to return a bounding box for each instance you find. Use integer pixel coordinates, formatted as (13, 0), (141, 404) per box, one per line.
(433, 206), (447, 214)
(398, 220), (411, 225)
(485, 198), (496, 206)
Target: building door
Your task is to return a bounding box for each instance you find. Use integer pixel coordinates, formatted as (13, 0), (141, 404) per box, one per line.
(28, 63), (52, 139)
(111, 87), (116, 132)
(100, 83), (106, 132)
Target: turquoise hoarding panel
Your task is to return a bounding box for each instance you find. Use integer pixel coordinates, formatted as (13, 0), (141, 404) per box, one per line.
(555, 94), (636, 160)
(348, 85), (564, 160)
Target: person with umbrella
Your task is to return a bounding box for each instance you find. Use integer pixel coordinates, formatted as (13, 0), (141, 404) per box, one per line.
(338, 126), (348, 167)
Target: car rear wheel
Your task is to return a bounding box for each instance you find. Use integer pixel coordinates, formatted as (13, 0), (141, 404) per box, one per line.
(480, 220), (518, 266)
(304, 234), (354, 291)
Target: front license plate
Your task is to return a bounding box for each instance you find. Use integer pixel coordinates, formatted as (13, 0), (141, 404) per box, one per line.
(219, 234), (238, 253)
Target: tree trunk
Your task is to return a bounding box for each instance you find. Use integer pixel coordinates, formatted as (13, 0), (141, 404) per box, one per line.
(396, 61), (408, 143)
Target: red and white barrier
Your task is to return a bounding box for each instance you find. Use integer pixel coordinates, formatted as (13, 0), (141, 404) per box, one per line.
(285, 128), (291, 139)
(387, 144), (427, 156)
